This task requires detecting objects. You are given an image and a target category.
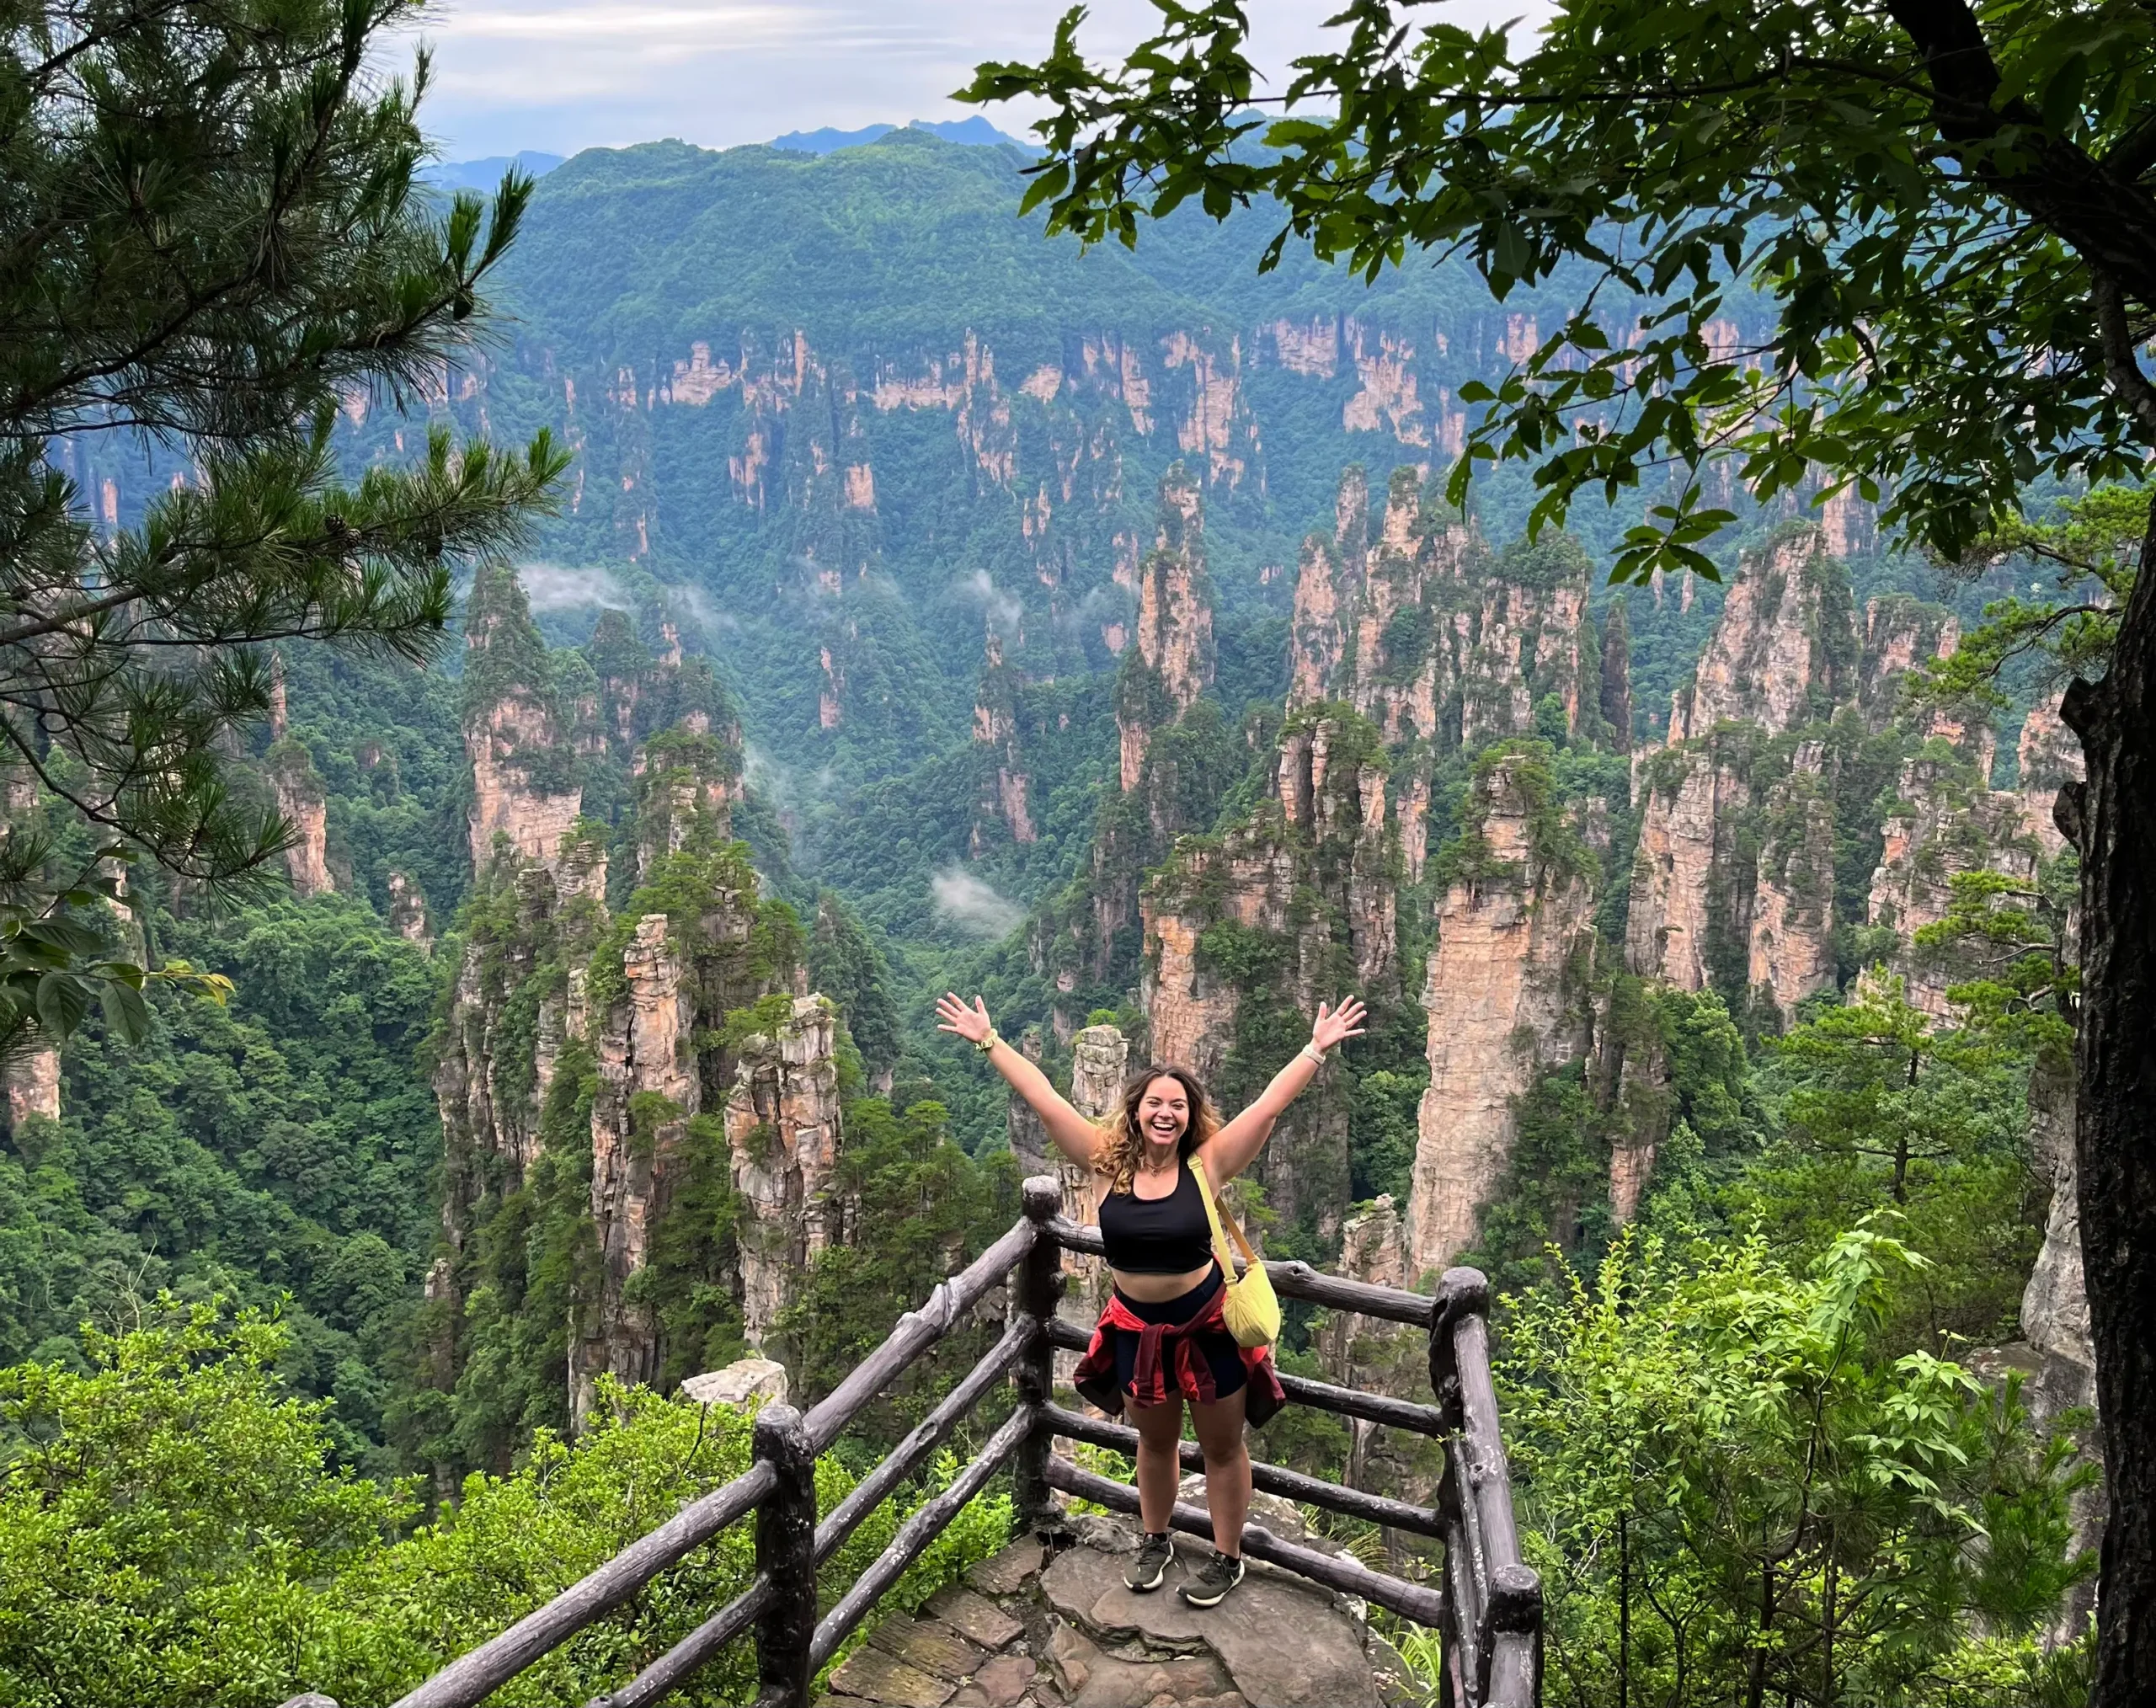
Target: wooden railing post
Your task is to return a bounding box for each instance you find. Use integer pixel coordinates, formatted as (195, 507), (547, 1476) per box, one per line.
(1014, 1175), (1065, 1536)
(1431, 1268), (1486, 1708)
(751, 1404), (817, 1708)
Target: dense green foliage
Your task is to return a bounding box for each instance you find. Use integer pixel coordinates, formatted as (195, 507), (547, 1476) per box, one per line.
(0, 1305), (1008, 1708)
(1502, 1228), (2093, 1708)
(2, 897), (441, 1465)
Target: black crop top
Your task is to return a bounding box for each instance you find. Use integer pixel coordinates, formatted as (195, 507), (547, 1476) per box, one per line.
(1097, 1161), (1214, 1274)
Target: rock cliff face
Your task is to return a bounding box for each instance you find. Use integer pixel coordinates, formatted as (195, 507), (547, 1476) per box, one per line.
(1116, 464), (1215, 792)
(971, 632), (1035, 849)
(2016, 696), (2084, 858)
(386, 870), (430, 946)
(1668, 526), (1854, 742)
(462, 562), (585, 874)
(1744, 749), (1837, 1015)
(1623, 527), (1972, 1023)
(1626, 742), (1748, 995)
(1409, 752), (1598, 1274)
(1039, 468), (1236, 1006)
(1865, 754), (2039, 1019)
(4, 1046), (60, 1133)
(579, 910), (707, 1419)
(1316, 1194), (1435, 1495)
(724, 996), (846, 1353)
(1289, 467), (1599, 757)
(1856, 595), (1958, 734)
(267, 741), (334, 897)
(2015, 1056), (2104, 1643)
(1140, 708), (1398, 1229)
(1285, 463), (1604, 889)
(632, 727), (743, 878)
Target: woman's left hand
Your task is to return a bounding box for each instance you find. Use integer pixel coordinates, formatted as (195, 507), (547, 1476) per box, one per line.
(1310, 997), (1368, 1054)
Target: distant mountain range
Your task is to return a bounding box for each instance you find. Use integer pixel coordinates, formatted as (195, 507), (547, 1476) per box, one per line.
(424, 150), (567, 191)
(427, 119), (1026, 191)
(766, 117), (1028, 154)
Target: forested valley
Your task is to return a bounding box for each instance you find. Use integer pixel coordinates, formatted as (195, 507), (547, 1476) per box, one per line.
(1, 5), (2143, 1704)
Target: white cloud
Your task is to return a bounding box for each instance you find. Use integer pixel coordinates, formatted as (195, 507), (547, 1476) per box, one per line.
(931, 866), (1024, 939)
(953, 568), (1022, 640)
(516, 561), (630, 611)
(744, 742), (835, 810)
(1061, 582), (1129, 628)
(659, 581), (737, 635)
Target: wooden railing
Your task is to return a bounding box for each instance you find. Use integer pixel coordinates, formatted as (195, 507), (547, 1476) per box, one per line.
(366, 1177), (1542, 1708)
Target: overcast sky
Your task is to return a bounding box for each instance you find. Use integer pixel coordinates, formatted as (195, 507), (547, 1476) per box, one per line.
(406, 0), (1544, 163)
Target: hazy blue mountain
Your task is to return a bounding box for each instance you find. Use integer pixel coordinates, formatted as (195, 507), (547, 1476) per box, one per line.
(424, 150), (567, 191)
(769, 116), (1027, 154)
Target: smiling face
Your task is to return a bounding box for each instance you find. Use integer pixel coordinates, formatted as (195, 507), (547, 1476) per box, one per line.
(1137, 1075), (1190, 1150)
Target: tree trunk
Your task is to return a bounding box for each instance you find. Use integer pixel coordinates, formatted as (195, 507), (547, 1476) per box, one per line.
(2060, 494), (2156, 1705)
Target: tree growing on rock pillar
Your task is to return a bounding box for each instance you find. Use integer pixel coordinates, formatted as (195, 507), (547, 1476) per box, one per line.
(971, 2), (2156, 1695)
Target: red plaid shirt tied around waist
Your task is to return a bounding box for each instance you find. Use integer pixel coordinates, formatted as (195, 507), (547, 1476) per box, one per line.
(1071, 1281), (1285, 1427)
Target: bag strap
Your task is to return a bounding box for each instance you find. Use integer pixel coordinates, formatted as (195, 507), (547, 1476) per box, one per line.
(1189, 1155), (1259, 1276)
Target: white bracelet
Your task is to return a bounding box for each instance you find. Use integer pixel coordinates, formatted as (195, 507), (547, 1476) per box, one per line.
(1300, 1043), (1326, 1067)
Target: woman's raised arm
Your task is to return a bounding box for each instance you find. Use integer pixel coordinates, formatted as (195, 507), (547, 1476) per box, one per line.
(1200, 998), (1367, 1184)
(936, 994), (1100, 1172)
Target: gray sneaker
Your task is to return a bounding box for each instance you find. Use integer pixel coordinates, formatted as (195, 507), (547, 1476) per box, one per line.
(1178, 1549), (1246, 1607)
(1125, 1531), (1173, 1592)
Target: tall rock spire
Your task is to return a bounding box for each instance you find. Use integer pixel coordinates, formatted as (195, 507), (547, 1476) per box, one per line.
(462, 561), (583, 876)
(971, 630), (1035, 848)
(1116, 463), (1215, 791)
(1667, 525), (1855, 744)
(1408, 750), (1598, 1273)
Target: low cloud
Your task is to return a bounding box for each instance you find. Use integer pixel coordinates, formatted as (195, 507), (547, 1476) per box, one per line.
(744, 742), (835, 810)
(1059, 582), (1129, 632)
(518, 561), (629, 611)
(931, 866), (1025, 939)
(659, 581), (738, 635)
(953, 569), (1022, 641)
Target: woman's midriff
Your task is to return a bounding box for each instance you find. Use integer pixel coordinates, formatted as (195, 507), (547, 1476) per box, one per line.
(1108, 1262), (1216, 1302)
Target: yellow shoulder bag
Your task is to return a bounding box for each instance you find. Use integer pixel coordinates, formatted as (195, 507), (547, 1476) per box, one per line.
(1190, 1156), (1280, 1350)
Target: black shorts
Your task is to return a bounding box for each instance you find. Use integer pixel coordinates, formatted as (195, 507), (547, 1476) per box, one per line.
(1109, 1266), (1247, 1402)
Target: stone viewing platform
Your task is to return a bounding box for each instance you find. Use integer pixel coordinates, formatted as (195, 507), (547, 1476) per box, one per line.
(822, 1510), (1417, 1708)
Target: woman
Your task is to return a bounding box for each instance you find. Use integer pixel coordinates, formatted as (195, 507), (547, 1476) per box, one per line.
(936, 991), (1367, 1608)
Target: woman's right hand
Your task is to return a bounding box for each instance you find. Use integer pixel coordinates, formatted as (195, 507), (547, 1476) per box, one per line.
(936, 992), (995, 1047)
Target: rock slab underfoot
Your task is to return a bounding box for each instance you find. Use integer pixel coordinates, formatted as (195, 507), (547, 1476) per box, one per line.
(821, 1519), (1398, 1708)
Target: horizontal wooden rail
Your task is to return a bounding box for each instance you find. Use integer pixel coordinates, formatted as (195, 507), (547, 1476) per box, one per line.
(808, 1403), (1036, 1672)
(1039, 1316), (1452, 1437)
(814, 1316), (1033, 1567)
(586, 1578), (774, 1708)
(803, 1216), (1034, 1454)
(1046, 1217), (1436, 1326)
(391, 1460), (778, 1708)
(1275, 1365), (1453, 1437)
(1040, 1402), (1444, 1540)
(1044, 1458), (1449, 1627)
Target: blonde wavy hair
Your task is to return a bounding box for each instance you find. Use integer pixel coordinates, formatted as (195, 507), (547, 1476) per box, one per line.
(1092, 1065), (1219, 1196)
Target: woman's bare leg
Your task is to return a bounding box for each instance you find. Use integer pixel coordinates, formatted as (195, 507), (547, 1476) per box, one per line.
(1127, 1393), (1186, 1535)
(1188, 1387), (1250, 1557)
